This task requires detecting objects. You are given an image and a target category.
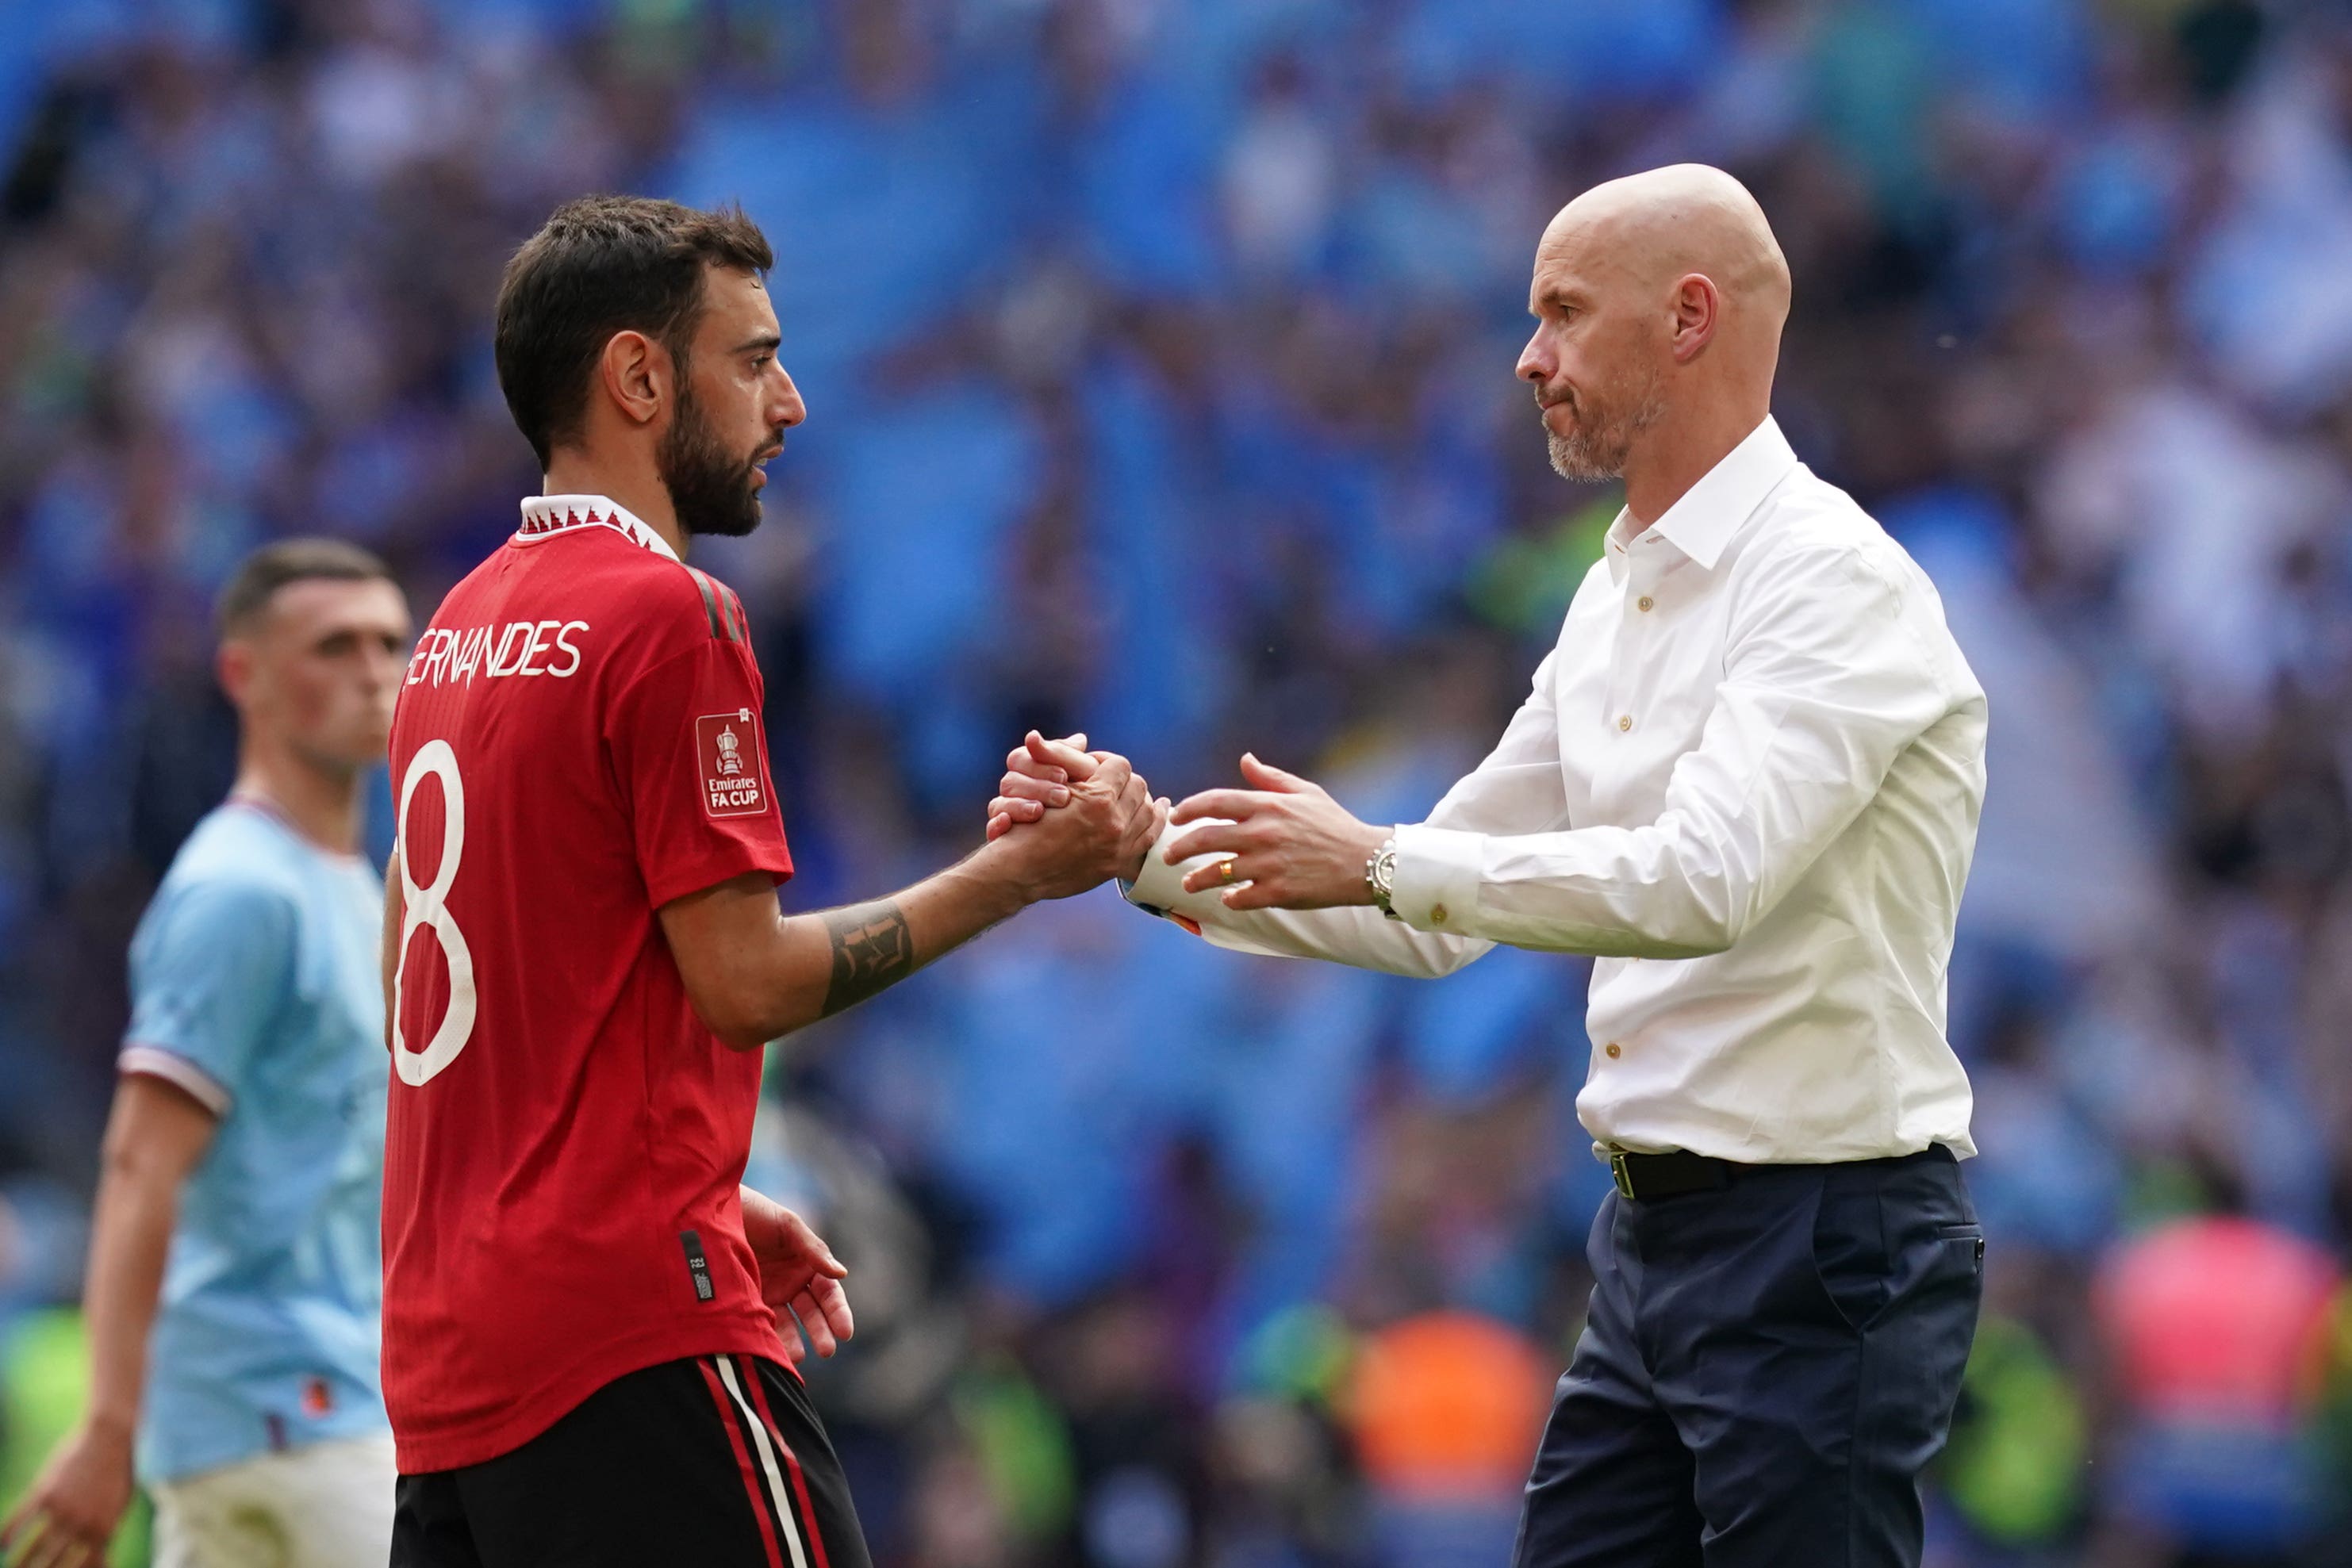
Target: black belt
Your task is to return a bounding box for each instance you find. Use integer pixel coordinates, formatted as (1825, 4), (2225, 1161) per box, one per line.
(1605, 1144), (1954, 1202)
(1606, 1148), (1734, 1202)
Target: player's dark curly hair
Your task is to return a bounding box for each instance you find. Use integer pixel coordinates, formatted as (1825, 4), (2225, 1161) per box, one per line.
(493, 195), (773, 470)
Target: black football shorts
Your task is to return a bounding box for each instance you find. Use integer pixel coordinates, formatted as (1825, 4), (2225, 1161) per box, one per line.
(392, 1352), (872, 1568)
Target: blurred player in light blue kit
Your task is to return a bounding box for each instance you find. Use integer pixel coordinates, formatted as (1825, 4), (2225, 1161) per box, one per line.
(2, 541), (412, 1568)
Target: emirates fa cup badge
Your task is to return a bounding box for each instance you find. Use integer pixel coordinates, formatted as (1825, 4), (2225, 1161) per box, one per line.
(696, 709), (766, 818)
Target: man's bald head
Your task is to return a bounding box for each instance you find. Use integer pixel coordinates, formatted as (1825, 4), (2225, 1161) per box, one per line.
(1543, 165), (1791, 332)
(1518, 165), (1790, 486)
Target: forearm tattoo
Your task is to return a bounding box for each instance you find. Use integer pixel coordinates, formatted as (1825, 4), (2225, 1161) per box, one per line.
(820, 901), (915, 1017)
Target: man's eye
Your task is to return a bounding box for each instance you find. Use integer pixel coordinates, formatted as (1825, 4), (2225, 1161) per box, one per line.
(751, 355), (772, 371)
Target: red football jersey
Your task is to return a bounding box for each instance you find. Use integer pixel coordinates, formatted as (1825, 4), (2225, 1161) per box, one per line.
(382, 496), (794, 1473)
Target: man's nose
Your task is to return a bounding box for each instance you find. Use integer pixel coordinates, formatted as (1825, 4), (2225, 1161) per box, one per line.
(1517, 331), (1550, 384)
(774, 371), (807, 431)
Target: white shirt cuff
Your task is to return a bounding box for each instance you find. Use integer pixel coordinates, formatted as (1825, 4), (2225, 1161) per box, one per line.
(1120, 818), (1235, 929)
(1390, 823), (1485, 935)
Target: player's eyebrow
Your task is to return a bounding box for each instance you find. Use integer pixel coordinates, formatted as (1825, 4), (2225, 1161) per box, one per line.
(733, 330), (783, 355)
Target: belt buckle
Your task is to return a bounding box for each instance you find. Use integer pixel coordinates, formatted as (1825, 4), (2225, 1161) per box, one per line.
(1609, 1149), (1636, 1201)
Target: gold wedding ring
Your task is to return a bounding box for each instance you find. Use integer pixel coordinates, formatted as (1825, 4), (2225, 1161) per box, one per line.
(1218, 857), (1237, 884)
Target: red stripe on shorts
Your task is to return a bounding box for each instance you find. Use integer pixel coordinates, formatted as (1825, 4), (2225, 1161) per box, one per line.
(738, 1355), (832, 1568)
(700, 1356), (787, 1568)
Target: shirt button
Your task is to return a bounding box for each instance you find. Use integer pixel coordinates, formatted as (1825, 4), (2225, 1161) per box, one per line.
(1636, 596), (1654, 612)
(1430, 903), (1448, 925)
(1617, 715), (1632, 732)
(1605, 1042), (1621, 1059)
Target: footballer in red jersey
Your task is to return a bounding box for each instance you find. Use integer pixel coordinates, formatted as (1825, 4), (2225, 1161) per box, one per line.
(380, 197), (1162, 1568)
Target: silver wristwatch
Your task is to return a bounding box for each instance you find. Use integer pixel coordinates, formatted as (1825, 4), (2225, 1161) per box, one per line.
(1366, 837), (1401, 920)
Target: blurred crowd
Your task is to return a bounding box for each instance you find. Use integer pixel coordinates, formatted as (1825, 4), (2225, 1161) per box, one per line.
(2, 0), (2352, 1562)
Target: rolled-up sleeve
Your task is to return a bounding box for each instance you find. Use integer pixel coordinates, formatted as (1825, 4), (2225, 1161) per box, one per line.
(1387, 543), (1954, 958)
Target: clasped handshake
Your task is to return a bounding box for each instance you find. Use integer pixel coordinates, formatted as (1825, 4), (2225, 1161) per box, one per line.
(980, 731), (1391, 912)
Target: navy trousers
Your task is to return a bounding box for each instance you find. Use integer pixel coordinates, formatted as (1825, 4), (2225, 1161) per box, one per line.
(1514, 1147), (1983, 1568)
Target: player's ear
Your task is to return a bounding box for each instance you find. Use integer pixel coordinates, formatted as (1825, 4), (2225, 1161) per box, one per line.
(599, 329), (666, 428)
(217, 637), (257, 709)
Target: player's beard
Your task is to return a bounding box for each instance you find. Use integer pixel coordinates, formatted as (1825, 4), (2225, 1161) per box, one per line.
(658, 381), (765, 539)
(1544, 363), (1666, 482)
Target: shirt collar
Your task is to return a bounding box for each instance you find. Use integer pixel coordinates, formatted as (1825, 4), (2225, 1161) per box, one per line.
(224, 792), (366, 866)
(1604, 416), (1799, 583)
(516, 494), (679, 562)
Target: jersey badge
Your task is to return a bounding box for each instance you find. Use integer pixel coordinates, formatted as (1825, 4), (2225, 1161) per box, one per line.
(696, 709), (768, 818)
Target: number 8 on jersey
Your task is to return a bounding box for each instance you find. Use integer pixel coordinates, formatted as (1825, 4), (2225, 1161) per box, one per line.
(393, 738), (476, 1086)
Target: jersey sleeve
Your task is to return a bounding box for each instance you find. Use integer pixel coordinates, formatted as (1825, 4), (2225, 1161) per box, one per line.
(119, 877), (299, 1116)
(605, 623), (795, 909)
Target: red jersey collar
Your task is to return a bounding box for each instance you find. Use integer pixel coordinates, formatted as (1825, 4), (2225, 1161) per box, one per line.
(516, 495), (679, 562)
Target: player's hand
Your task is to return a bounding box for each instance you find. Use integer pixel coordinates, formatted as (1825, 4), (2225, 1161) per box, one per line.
(987, 733), (1168, 884)
(985, 731), (1087, 842)
(1164, 753), (1387, 911)
(739, 1187), (854, 1367)
(0, 1417), (136, 1568)
(985, 733), (1161, 899)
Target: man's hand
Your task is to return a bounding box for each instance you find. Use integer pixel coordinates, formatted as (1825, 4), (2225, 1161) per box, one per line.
(1160, 754), (1387, 911)
(4, 1076), (216, 1568)
(739, 1187), (854, 1367)
(987, 734), (1168, 884)
(985, 730), (1086, 843)
(0, 1417), (136, 1568)
(983, 733), (1163, 899)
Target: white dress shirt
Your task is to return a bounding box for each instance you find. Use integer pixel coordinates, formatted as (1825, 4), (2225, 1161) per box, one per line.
(1127, 417), (1987, 1163)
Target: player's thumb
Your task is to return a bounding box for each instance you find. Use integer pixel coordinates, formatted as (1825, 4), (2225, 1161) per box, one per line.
(781, 1210), (850, 1278)
(1025, 730), (1098, 780)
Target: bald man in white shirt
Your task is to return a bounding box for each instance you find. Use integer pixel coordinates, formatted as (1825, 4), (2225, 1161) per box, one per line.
(992, 165), (1989, 1568)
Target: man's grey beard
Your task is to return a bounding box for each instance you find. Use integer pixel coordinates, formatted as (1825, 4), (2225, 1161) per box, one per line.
(1548, 431), (1621, 481)
(1544, 382), (1666, 482)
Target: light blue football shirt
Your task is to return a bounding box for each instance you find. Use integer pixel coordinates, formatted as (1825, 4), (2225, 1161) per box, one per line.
(118, 800), (389, 1482)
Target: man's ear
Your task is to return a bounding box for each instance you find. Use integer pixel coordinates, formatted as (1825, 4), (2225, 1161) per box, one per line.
(1669, 273), (1721, 363)
(598, 329), (670, 428)
(217, 638), (256, 709)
